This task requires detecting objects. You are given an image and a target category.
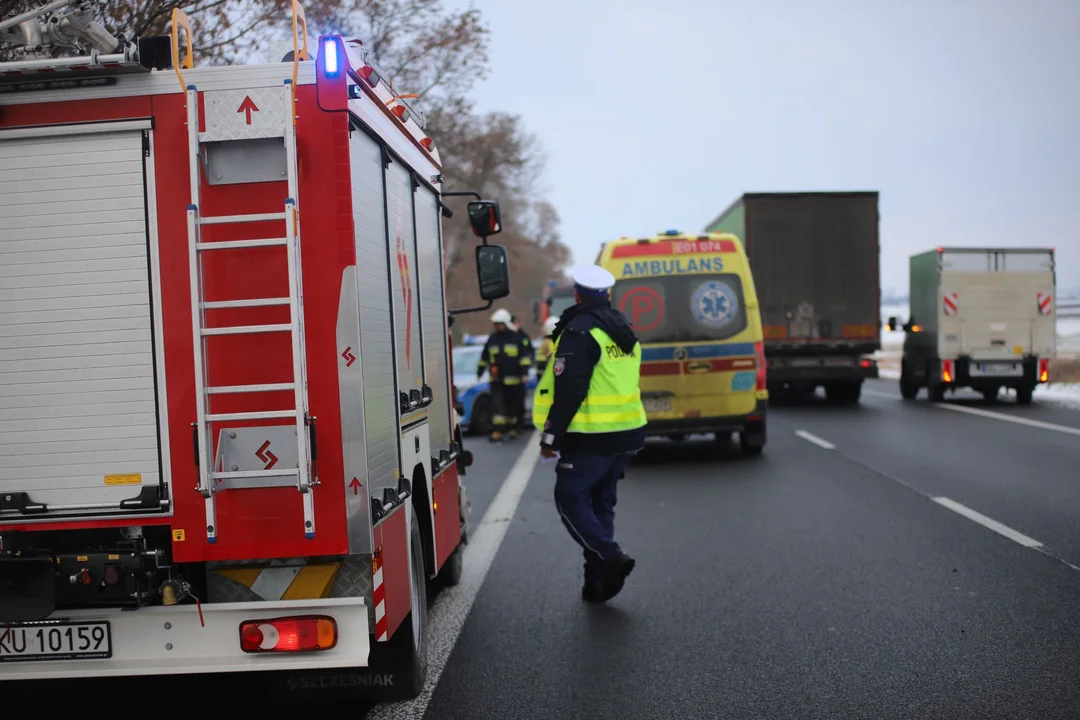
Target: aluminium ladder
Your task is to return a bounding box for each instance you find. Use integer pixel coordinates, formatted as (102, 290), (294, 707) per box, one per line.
(183, 79), (316, 544)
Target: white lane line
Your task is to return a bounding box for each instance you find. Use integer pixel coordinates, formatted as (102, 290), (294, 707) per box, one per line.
(932, 403), (1080, 437)
(369, 432), (541, 720)
(932, 496), (1044, 548)
(795, 430), (836, 450)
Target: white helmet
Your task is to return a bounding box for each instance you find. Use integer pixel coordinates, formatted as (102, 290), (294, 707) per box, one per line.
(490, 308), (512, 325)
(543, 316), (559, 335)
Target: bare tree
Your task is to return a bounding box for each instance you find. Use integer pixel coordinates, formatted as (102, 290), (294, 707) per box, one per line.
(0, 0), (293, 64)
(304, 0), (488, 106)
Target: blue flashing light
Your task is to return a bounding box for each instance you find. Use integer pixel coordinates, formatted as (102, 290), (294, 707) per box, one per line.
(548, 280), (557, 287)
(663, 229), (681, 236)
(322, 37), (340, 76)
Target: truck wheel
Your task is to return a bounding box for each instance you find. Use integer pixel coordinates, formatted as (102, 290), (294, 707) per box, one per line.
(470, 395), (492, 436)
(928, 383), (946, 403)
(899, 369), (918, 400)
(825, 382), (861, 405)
(436, 542), (464, 589)
(982, 387), (1000, 403)
(1016, 385), (1034, 405)
(371, 505), (429, 700)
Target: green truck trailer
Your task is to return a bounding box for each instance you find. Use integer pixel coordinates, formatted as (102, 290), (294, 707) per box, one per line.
(891, 247), (1056, 404)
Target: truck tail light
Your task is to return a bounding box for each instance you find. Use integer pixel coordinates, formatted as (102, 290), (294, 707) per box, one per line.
(754, 341), (767, 391)
(239, 616), (337, 653)
(1039, 358), (1050, 383)
(859, 358), (872, 369)
(942, 359), (954, 384)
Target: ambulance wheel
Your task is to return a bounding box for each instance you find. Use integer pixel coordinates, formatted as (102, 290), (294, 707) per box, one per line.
(739, 422), (766, 456)
(374, 505), (429, 700)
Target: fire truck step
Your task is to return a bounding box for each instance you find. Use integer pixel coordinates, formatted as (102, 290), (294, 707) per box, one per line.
(199, 212), (287, 225)
(206, 410), (296, 422)
(202, 324), (292, 336)
(196, 238), (289, 250)
(212, 469), (300, 482)
(202, 298), (291, 310)
(207, 382), (295, 394)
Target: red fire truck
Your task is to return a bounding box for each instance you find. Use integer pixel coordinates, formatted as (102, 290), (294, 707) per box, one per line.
(534, 279), (575, 325)
(0, 0), (510, 700)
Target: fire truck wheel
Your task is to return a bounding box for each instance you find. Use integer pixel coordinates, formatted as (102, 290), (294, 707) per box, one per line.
(373, 505), (430, 700)
(437, 542), (465, 588)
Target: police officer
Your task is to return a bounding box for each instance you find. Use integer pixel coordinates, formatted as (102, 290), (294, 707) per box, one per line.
(477, 308), (533, 441)
(532, 265), (647, 603)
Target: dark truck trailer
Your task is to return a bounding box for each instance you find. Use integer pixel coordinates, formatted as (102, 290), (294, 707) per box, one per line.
(705, 192), (880, 405)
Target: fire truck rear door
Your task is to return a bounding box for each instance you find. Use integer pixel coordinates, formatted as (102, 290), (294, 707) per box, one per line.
(0, 121), (169, 522)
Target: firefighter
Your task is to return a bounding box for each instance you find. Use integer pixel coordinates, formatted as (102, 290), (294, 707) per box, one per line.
(532, 265), (647, 603)
(477, 308), (532, 442)
(536, 315), (559, 376)
(508, 314), (535, 434)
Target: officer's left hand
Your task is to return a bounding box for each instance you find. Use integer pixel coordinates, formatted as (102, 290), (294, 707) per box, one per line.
(540, 447), (558, 458)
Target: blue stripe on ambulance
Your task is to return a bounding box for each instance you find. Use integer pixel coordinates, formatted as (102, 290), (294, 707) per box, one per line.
(641, 342), (757, 362)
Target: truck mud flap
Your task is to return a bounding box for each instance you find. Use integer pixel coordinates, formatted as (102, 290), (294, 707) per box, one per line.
(0, 556), (55, 623)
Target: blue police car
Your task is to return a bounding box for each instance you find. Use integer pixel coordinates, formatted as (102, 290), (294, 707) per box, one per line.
(453, 341), (540, 436)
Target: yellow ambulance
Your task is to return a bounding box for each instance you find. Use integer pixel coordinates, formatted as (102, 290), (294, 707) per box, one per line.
(596, 230), (768, 455)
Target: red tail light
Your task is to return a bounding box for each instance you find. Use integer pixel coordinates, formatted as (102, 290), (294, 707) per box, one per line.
(239, 616), (337, 653)
(1039, 358), (1050, 383)
(859, 358), (872, 369)
(942, 359), (954, 384)
(754, 341), (767, 391)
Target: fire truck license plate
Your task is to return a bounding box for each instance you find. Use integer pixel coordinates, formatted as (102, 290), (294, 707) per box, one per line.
(0, 621), (111, 662)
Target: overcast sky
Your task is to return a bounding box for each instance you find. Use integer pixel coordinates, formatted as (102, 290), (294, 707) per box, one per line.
(458, 0), (1079, 296)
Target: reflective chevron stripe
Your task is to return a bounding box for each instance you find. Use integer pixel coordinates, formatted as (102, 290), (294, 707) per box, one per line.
(372, 553), (387, 641)
(212, 561), (342, 601)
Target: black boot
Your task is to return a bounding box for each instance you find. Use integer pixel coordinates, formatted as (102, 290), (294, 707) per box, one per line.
(582, 579), (605, 603)
(601, 553), (635, 601)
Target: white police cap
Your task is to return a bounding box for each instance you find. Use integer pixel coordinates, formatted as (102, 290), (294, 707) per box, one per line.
(571, 265), (616, 292)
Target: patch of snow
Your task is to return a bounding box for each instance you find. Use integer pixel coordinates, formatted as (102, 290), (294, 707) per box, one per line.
(1032, 383), (1080, 408)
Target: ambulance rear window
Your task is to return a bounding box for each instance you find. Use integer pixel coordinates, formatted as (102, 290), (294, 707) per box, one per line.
(612, 273), (748, 343)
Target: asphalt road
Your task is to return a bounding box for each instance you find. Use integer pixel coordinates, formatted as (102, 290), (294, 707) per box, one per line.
(380, 378), (1080, 719)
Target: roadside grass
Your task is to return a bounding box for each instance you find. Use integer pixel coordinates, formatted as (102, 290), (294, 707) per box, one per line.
(1051, 357), (1080, 384)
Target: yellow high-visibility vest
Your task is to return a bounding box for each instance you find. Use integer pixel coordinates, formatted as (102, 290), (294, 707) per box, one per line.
(532, 327), (646, 434)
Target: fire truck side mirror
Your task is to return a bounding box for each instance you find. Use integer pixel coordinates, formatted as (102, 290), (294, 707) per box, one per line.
(475, 245), (511, 301)
(467, 201), (502, 238)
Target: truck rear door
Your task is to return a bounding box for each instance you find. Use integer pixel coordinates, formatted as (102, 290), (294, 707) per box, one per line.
(744, 193), (880, 352)
(940, 249), (1056, 361)
(0, 122), (169, 523)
